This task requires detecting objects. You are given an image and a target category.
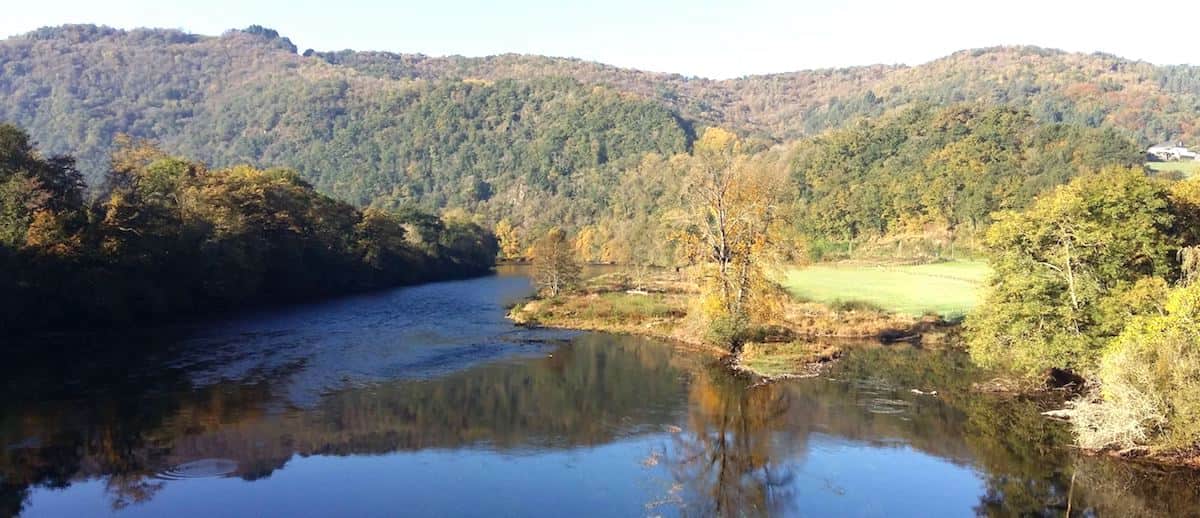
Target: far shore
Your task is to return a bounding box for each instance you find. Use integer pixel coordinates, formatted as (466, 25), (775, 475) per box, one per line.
(506, 269), (962, 380)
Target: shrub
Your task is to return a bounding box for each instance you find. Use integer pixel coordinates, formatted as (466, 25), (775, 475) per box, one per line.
(704, 313), (749, 350)
(826, 299), (886, 313)
(1072, 283), (1200, 451)
(1070, 384), (1166, 450)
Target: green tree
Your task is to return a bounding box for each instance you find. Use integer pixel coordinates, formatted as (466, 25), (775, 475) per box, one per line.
(966, 168), (1178, 378)
(0, 125), (85, 251)
(1, 125), (498, 334)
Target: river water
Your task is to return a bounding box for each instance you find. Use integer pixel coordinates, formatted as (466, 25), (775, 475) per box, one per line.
(2, 266), (1198, 517)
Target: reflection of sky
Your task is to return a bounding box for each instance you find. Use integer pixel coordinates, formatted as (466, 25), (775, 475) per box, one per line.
(21, 434), (985, 517)
(794, 434), (985, 517)
(161, 269), (571, 407)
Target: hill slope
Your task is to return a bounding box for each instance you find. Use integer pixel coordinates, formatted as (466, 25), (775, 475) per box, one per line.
(1, 25), (1197, 232)
(316, 45), (1200, 144)
(0, 25), (691, 229)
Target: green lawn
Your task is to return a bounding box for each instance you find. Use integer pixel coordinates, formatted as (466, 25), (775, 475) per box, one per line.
(1147, 161), (1200, 178)
(782, 261), (990, 319)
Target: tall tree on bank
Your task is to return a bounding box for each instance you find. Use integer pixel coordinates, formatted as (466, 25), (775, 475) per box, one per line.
(532, 227), (580, 297)
(672, 128), (788, 351)
(965, 167), (1178, 378)
(493, 219), (522, 261)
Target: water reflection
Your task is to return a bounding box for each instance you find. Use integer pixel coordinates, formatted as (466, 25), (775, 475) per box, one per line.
(653, 344), (1200, 517)
(1, 334), (700, 515)
(3, 273), (1200, 516)
(670, 366), (801, 516)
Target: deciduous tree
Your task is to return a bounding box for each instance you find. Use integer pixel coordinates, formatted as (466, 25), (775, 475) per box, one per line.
(672, 128), (788, 350)
(532, 227), (580, 297)
(966, 168), (1178, 377)
(493, 219), (522, 260)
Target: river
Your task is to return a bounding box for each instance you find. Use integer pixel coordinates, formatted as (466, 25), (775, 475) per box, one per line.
(2, 266), (1198, 517)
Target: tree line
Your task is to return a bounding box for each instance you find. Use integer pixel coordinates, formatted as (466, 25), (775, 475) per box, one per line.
(318, 42), (1200, 146)
(965, 166), (1200, 457)
(0, 124), (496, 333)
(3, 26), (1199, 256)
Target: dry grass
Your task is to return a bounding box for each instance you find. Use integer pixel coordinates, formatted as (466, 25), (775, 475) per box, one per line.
(510, 268), (961, 379)
(782, 300), (917, 338)
(508, 271), (702, 346)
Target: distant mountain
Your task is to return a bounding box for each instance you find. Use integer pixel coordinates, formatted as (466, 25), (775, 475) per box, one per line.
(0, 25), (1196, 230)
(0, 25), (691, 230)
(313, 44), (1200, 145)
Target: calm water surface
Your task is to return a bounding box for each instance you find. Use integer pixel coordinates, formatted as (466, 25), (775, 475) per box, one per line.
(3, 266), (1199, 517)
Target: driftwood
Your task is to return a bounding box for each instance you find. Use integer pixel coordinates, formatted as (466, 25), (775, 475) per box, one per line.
(1041, 408), (1074, 421)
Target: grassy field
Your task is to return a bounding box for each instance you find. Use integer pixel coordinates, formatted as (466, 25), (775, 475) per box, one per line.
(782, 261), (990, 319)
(1147, 161), (1200, 178)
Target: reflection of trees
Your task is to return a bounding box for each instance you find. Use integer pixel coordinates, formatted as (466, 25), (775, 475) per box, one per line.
(5, 336), (1200, 516)
(0, 333), (199, 514)
(668, 367), (799, 516)
(664, 345), (1200, 517)
(0, 334), (695, 513)
(827, 346), (1200, 517)
(106, 476), (165, 511)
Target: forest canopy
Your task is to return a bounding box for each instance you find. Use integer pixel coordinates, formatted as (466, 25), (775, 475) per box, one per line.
(787, 104), (1143, 244)
(1, 25), (1198, 250)
(0, 124), (496, 333)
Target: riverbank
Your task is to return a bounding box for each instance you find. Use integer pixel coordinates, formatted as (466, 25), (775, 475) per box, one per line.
(507, 270), (961, 379)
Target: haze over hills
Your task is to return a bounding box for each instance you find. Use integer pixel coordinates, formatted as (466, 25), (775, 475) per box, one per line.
(0, 24), (1197, 234)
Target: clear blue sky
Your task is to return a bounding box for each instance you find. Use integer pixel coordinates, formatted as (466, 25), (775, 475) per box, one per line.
(1, 0), (1194, 79)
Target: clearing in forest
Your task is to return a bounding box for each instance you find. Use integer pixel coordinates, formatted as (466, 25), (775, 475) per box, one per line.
(782, 261), (990, 319)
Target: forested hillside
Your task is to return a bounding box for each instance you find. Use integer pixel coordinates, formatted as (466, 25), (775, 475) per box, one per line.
(316, 45), (1200, 144)
(0, 25), (691, 227)
(1, 24), (1198, 245)
(788, 104), (1143, 243)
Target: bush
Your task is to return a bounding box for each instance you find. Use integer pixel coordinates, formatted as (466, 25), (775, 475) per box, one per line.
(1072, 283), (1200, 451)
(705, 313), (749, 350)
(1071, 384), (1166, 450)
(826, 299), (886, 313)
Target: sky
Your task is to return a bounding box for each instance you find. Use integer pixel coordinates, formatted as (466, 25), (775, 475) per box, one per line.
(0, 0), (1194, 79)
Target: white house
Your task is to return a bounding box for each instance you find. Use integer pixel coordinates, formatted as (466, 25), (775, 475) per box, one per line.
(1148, 142), (1200, 161)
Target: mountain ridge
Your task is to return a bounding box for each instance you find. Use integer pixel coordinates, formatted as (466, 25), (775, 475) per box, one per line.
(0, 24), (1197, 234)
(7, 24), (1198, 150)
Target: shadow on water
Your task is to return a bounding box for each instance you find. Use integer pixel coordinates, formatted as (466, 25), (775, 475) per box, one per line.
(3, 268), (1200, 516)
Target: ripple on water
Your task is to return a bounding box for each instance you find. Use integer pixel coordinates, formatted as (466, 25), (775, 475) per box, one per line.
(863, 398), (912, 415)
(156, 458), (239, 480)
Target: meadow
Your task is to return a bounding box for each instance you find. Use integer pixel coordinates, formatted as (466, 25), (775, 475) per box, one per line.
(1147, 161), (1200, 178)
(782, 261), (990, 319)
